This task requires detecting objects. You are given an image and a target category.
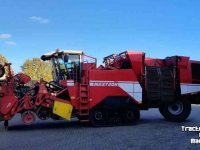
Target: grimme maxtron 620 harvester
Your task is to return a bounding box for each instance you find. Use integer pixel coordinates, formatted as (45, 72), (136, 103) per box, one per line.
(0, 49), (200, 130)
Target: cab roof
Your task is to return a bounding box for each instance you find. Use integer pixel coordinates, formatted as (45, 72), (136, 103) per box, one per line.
(41, 50), (83, 61)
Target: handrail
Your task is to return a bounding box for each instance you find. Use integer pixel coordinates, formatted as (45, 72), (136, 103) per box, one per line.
(64, 67), (78, 82)
(83, 54), (96, 60)
(82, 54), (97, 70)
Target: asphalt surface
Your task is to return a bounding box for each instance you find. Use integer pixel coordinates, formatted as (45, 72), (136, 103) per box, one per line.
(1, 105), (200, 150)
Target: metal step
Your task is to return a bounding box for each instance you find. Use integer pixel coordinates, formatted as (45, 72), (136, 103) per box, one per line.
(80, 101), (89, 104)
(80, 95), (88, 98)
(80, 107), (89, 110)
(81, 89), (88, 92)
(80, 113), (89, 116)
(80, 120), (89, 122)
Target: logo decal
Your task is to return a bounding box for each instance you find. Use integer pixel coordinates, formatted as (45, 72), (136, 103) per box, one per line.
(6, 103), (11, 108)
(91, 82), (118, 86)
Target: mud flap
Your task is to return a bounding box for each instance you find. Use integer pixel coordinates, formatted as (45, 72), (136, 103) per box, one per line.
(53, 101), (73, 121)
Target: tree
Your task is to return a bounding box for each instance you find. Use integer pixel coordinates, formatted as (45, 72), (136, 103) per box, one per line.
(21, 58), (53, 82)
(0, 53), (8, 64)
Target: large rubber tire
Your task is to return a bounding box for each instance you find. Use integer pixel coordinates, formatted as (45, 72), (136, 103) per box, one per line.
(159, 100), (191, 122)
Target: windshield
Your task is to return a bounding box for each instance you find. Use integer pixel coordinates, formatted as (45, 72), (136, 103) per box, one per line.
(49, 54), (80, 82)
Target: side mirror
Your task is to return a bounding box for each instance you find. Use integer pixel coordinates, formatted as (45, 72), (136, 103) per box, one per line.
(64, 54), (69, 62)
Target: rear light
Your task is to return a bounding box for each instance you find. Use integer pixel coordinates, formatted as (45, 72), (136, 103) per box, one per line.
(3, 115), (9, 120)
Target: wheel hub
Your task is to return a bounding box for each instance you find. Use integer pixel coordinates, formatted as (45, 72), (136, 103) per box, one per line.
(22, 111), (36, 125)
(124, 107), (140, 125)
(95, 112), (102, 120)
(168, 102), (183, 115)
(127, 111), (134, 119)
(109, 118), (115, 125)
(116, 118), (122, 125)
(90, 108), (108, 127)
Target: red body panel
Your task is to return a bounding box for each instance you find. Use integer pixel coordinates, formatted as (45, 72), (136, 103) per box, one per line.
(145, 58), (164, 67)
(180, 68), (192, 83)
(60, 80), (79, 108)
(67, 83), (78, 107)
(89, 69), (138, 81)
(0, 96), (17, 115)
(127, 51), (144, 80)
(82, 63), (96, 70)
(178, 56), (190, 69)
(88, 69), (142, 108)
(0, 85), (18, 115)
(15, 73), (31, 84)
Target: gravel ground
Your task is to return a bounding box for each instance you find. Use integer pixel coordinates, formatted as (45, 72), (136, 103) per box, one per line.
(0, 105), (200, 150)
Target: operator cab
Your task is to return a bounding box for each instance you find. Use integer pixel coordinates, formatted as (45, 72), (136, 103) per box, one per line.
(41, 49), (83, 83)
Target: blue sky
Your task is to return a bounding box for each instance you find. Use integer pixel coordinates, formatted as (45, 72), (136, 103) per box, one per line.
(0, 0), (200, 73)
